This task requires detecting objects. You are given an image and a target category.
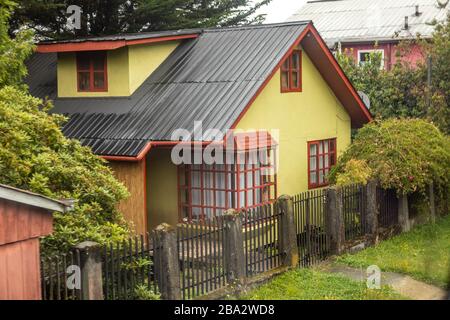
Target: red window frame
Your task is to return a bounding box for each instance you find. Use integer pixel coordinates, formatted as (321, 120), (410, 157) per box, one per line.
(178, 151), (278, 222)
(281, 49), (302, 93)
(307, 138), (337, 189)
(76, 51), (108, 92)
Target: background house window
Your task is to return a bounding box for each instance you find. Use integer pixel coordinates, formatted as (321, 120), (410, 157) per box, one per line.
(281, 50), (302, 92)
(178, 151), (277, 221)
(76, 52), (107, 92)
(357, 49), (385, 69)
(308, 139), (336, 189)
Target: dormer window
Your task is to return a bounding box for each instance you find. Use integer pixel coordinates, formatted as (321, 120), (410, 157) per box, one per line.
(281, 50), (302, 92)
(76, 52), (108, 92)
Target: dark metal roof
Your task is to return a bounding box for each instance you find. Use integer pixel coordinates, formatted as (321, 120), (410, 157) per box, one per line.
(38, 28), (202, 44)
(27, 22), (310, 157)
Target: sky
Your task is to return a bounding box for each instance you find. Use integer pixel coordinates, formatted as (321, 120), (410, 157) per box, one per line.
(257, 0), (308, 23)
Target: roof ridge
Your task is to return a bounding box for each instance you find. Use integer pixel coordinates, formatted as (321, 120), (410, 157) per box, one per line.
(204, 21), (312, 33)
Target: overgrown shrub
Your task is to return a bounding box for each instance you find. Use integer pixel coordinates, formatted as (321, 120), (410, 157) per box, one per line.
(329, 119), (450, 195)
(0, 86), (130, 255)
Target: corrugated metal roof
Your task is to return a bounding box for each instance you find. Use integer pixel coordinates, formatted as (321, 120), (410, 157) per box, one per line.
(288, 0), (449, 46)
(26, 22), (309, 157)
(39, 29), (202, 44)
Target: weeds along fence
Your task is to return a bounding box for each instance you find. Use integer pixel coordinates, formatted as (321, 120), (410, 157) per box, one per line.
(102, 235), (159, 300)
(342, 184), (366, 241)
(377, 187), (399, 228)
(40, 183), (402, 300)
(293, 190), (329, 267)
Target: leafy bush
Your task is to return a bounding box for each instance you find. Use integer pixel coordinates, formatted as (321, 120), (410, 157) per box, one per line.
(335, 159), (372, 187)
(329, 119), (450, 195)
(0, 86), (130, 255)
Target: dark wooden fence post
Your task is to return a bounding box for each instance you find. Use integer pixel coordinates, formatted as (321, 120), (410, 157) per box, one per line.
(153, 223), (181, 300)
(276, 195), (299, 268)
(74, 241), (104, 300)
(325, 187), (345, 255)
(363, 180), (379, 244)
(223, 209), (246, 285)
(398, 194), (411, 232)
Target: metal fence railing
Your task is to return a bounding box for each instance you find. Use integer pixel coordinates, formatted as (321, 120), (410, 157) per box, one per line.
(242, 204), (282, 276)
(377, 187), (399, 228)
(293, 189), (329, 267)
(342, 184), (365, 241)
(177, 217), (227, 300)
(102, 235), (159, 300)
(40, 249), (82, 300)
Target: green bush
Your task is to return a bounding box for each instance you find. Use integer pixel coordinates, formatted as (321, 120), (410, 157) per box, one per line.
(0, 86), (130, 255)
(330, 119), (450, 195)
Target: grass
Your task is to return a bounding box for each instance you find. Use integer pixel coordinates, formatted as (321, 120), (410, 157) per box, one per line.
(336, 215), (450, 288)
(239, 268), (405, 300)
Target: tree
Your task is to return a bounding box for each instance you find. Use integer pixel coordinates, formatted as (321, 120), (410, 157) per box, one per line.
(0, 0), (34, 88)
(329, 119), (450, 196)
(0, 1), (130, 255)
(10, 0), (272, 39)
(336, 14), (450, 134)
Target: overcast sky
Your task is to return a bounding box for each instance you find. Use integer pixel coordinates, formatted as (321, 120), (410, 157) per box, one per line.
(257, 0), (307, 23)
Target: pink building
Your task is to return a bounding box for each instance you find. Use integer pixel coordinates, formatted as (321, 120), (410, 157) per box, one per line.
(289, 0), (449, 70)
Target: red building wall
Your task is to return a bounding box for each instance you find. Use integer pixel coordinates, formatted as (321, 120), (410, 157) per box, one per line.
(342, 42), (425, 70)
(0, 199), (53, 300)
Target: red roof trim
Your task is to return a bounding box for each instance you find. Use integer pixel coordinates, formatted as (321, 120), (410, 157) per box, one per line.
(36, 34), (199, 53)
(230, 23), (372, 129)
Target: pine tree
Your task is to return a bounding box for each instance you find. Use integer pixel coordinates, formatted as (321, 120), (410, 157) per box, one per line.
(10, 0), (271, 39)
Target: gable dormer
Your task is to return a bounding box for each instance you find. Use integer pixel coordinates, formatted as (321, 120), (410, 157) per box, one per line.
(37, 31), (199, 98)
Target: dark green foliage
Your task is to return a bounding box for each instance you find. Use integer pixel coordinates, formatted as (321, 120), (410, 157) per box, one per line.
(0, 2), (130, 255)
(336, 14), (450, 134)
(10, 0), (271, 39)
(329, 119), (450, 195)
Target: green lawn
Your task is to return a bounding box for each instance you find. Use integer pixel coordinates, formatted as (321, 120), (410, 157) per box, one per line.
(336, 215), (450, 288)
(240, 269), (405, 300)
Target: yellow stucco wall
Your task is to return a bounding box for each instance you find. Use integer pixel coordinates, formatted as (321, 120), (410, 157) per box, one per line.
(235, 46), (351, 196)
(146, 149), (179, 230)
(57, 41), (180, 98)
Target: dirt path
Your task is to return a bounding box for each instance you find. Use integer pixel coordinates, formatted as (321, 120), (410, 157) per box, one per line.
(322, 264), (448, 300)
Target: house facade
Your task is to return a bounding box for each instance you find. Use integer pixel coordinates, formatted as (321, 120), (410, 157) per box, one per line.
(26, 22), (371, 235)
(288, 0), (449, 70)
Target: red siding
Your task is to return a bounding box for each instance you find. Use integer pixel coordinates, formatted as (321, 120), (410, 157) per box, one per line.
(0, 238), (41, 300)
(343, 42), (425, 70)
(0, 199), (53, 246)
(0, 198), (54, 300)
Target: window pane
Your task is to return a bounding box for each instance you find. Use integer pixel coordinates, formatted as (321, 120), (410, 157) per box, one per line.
(330, 140), (335, 152)
(324, 154), (329, 168)
(319, 142), (323, 154)
(94, 72), (105, 89)
(281, 71), (289, 89)
(310, 156), (317, 171)
(78, 72), (90, 91)
(291, 71), (299, 88)
(292, 52), (300, 69)
(319, 171), (325, 184)
(310, 144), (317, 156)
(93, 54), (105, 71)
(282, 59), (289, 70)
(319, 156), (324, 169)
(310, 172), (317, 184)
(324, 141), (329, 153)
(77, 56), (90, 70)
(331, 153), (336, 166)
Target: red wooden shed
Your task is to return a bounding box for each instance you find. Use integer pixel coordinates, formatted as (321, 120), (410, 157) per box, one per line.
(0, 184), (73, 300)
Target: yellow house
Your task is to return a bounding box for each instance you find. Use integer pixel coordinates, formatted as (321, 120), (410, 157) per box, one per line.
(27, 22), (372, 235)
